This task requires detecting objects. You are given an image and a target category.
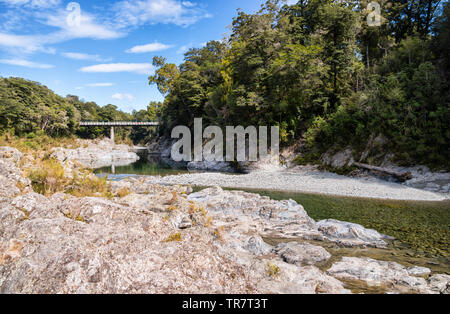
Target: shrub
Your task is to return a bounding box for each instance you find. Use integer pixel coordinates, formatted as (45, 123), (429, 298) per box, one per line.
(28, 159), (66, 196)
(266, 262), (281, 278)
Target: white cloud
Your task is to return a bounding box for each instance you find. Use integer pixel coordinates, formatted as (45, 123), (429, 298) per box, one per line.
(0, 58), (54, 68)
(86, 83), (115, 87)
(0, 33), (44, 53)
(0, 0), (61, 8)
(44, 9), (123, 41)
(126, 42), (173, 53)
(0, 2), (123, 54)
(80, 63), (155, 75)
(112, 93), (134, 101)
(114, 0), (210, 28)
(62, 52), (111, 62)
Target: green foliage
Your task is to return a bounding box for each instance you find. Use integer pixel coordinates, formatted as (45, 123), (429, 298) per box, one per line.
(0, 77), (162, 145)
(153, 0), (449, 169)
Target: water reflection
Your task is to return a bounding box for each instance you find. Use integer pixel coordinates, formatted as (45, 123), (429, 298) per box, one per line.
(94, 152), (188, 179)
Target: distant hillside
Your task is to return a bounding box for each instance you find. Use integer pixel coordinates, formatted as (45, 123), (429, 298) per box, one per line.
(0, 77), (160, 143)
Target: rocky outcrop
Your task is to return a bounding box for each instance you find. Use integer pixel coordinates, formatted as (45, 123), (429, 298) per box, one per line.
(1, 147), (448, 294)
(51, 138), (139, 169)
(0, 147), (31, 200)
(274, 242), (331, 266)
(317, 219), (392, 248)
(187, 161), (235, 173)
(321, 148), (355, 169)
(327, 257), (450, 294)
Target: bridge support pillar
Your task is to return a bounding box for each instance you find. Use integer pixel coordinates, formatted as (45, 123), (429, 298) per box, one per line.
(110, 126), (115, 144)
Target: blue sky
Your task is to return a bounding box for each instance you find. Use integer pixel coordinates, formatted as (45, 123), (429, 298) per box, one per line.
(0, 0), (271, 112)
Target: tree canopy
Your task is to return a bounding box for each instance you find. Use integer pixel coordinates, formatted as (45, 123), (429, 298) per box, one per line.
(150, 0), (450, 168)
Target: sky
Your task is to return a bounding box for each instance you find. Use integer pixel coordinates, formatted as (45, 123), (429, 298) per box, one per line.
(0, 0), (274, 112)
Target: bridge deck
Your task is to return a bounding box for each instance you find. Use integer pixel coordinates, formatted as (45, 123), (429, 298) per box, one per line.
(80, 121), (159, 126)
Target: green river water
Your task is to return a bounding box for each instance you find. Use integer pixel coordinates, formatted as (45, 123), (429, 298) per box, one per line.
(95, 157), (450, 291)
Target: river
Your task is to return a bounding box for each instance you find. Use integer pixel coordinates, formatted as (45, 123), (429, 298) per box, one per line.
(94, 153), (450, 280)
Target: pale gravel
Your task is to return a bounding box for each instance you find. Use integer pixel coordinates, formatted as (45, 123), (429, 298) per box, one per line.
(149, 169), (447, 201)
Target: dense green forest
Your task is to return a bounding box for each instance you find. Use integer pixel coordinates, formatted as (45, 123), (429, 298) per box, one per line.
(0, 0), (449, 169)
(0, 77), (160, 144)
(150, 0), (450, 169)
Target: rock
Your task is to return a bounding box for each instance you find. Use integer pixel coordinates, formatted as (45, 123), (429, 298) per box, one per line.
(407, 266), (431, 276)
(317, 219), (391, 248)
(188, 187), (320, 240)
(327, 257), (448, 294)
(178, 217), (192, 229)
(0, 147), (23, 165)
(187, 161), (235, 173)
(1, 147), (447, 294)
(274, 242), (331, 266)
(427, 274), (450, 294)
(51, 138), (139, 169)
(321, 148), (354, 169)
(243, 236), (273, 256)
(0, 239), (24, 265)
(254, 260), (350, 294)
(238, 152), (285, 173)
(0, 149), (31, 198)
(0, 192), (259, 293)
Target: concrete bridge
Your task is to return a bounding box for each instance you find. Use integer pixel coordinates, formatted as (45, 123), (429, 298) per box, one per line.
(80, 121), (159, 142)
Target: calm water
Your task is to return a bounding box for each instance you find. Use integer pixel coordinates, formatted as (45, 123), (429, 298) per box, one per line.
(94, 153), (189, 179)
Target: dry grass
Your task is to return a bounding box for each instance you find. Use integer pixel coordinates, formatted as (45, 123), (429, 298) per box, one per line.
(27, 157), (112, 198)
(0, 133), (80, 154)
(116, 187), (131, 198)
(164, 232), (182, 243)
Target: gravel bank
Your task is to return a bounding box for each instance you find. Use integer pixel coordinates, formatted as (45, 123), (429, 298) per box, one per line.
(150, 169), (447, 201)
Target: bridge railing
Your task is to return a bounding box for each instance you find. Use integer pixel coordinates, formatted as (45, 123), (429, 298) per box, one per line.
(79, 121), (159, 126)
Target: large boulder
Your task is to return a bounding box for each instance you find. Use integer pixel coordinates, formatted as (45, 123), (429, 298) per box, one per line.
(274, 242), (331, 266)
(51, 139), (139, 169)
(321, 148), (354, 169)
(317, 219), (392, 248)
(327, 257), (449, 294)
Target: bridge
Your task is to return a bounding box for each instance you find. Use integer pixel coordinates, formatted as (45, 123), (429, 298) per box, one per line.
(80, 121), (159, 142)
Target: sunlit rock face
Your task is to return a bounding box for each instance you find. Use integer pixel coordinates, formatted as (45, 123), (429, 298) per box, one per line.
(51, 138), (139, 169)
(0, 148), (448, 294)
(327, 257), (450, 294)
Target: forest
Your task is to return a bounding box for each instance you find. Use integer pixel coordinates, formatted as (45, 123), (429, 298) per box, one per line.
(150, 0), (450, 169)
(0, 77), (160, 144)
(0, 0), (449, 169)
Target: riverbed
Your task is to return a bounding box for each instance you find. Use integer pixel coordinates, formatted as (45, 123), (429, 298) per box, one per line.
(94, 156), (450, 271)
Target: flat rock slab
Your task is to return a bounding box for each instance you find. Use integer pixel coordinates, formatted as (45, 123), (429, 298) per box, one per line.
(274, 242), (331, 266)
(317, 219), (391, 248)
(327, 257), (449, 294)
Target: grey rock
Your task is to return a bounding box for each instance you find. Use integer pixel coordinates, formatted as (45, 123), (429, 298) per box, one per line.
(327, 257), (449, 294)
(407, 266), (431, 276)
(243, 236), (273, 256)
(322, 148), (354, 169)
(317, 219), (391, 248)
(51, 138), (139, 169)
(187, 161), (235, 173)
(178, 217), (192, 229)
(274, 242), (331, 266)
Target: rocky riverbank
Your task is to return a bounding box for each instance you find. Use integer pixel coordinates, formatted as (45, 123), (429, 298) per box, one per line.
(52, 138), (139, 169)
(0, 145), (448, 294)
